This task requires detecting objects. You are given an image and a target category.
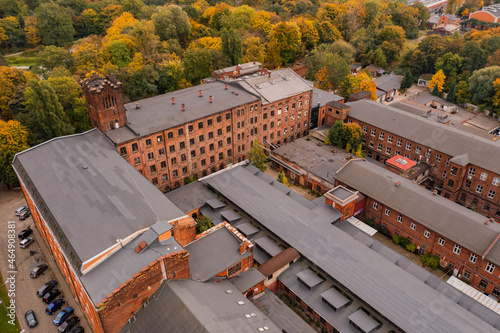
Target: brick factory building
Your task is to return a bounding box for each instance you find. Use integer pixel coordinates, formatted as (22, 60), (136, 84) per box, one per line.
(82, 68), (313, 193)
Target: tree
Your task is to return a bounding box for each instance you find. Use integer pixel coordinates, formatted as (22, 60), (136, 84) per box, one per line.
(327, 121), (364, 157)
(33, 46), (72, 78)
(295, 17), (319, 50)
(372, 48), (387, 68)
(157, 60), (191, 94)
(35, 3), (75, 45)
(0, 120), (29, 185)
(249, 139), (267, 171)
(196, 215), (213, 233)
(242, 37), (266, 63)
(107, 40), (132, 68)
(487, 49), (500, 67)
(314, 53), (350, 91)
(377, 25), (405, 63)
(446, 81), (456, 103)
(1, 16), (25, 49)
(266, 22), (301, 67)
(152, 5), (191, 45)
(183, 48), (212, 84)
(221, 29), (242, 66)
(461, 41), (487, 74)
(431, 84), (440, 97)
(415, 35), (447, 74)
(339, 72), (377, 100)
(131, 20), (159, 61)
(0, 67), (36, 120)
(435, 52), (462, 78)
(72, 35), (108, 72)
(278, 171), (288, 186)
(491, 78), (500, 109)
(469, 66), (500, 104)
(455, 80), (470, 104)
(81, 9), (103, 36)
(24, 16), (40, 47)
(429, 70), (446, 93)
(21, 79), (75, 146)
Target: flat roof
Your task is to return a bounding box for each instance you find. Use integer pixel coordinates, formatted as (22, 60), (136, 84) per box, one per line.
(312, 88), (343, 108)
(327, 186), (356, 201)
(374, 75), (403, 93)
(321, 288), (351, 310)
(13, 129), (185, 265)
(236, 222), (260, 238)
(230, 267), (265, 293)
(297, 268), (325, 289)
(255, 237), (283, 257)
(386, 155), (417, 171)
(348, 309), (380, 333)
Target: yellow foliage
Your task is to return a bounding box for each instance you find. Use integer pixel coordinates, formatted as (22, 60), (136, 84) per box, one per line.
(128, 53), (144, 73)
(24, 16), (40, 47)
(429, 69), (446, 92)
(72, 36), (109, 72)
(0, 67), (37, 119)
(106, 12), (138, 38)
(189, 36), (221, 50)
(251, 11), (274, 35)
(492, 78), (500, 107)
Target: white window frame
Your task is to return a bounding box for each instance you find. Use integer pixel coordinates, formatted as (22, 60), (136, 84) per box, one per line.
(469, 253), (478, 264)
(453, 244), (461, 255)
(373, 201), (379, 210)
(476, 185), (483, 194)
(424, 230), (430, 238)
(488, 190), (496, 199)
(397, 215), (403, 223)
(486, 262), (495, 274)
(388, 135), (393, 143)
(379, 132), (385, 140)
(480, 172), (488, 181)
(371, 129), (376, 136)
(468, 167), (475, 176)
(493, 177), (500, 186)
(438, 237), (445, 246)
(410, 222), (416, 230)
(363, 125), (367, 133)
(385, 208), (390, 216)
(405, 142), (412, 151)
(396, 138), (402, 147)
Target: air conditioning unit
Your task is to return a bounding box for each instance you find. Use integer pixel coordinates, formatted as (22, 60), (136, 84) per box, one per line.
(467, 176), (472, 180)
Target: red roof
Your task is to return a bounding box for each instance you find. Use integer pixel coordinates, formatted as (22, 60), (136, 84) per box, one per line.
(386, 155), (417, 171)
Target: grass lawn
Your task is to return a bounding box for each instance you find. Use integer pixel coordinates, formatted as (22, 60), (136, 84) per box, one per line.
(5, 50), (38, 67)
(0, 271), (20, 333)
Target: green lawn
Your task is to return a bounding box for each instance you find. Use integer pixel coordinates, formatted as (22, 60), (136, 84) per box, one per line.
(0, 271), (20, 333)
(5, 50), (38, 68)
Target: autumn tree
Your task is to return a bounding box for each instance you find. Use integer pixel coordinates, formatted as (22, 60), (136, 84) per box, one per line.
(33, 46), (73, 78)
(428, 69), (446, 93)
(266, 22), (301, 67)
(0, 120), (29, 185)
(157, 60), (191, 94)
(249, 139), (267, 171)
(35, 3), (74, 45)
(82, 9), (103, 36)
(339, 72), (377, 100)
(314, 53), (350, 91)
(461, 41), (487, 74)
(131, 20), (159, 61)
(107, 40), (132, 68)
(221, 28), (242, 66)
(24, 16), (40, 47)
(487, 49), (500, 67)
(1, 16), (25, 49)
(21, 79), (75, 146)
(72, 35), (108, 72)
(278, 171), (288, 186)
(242, 36), (265, 63)
(377, 25), (405, 63)
(327, 121), (364, 157)
(152, 5), (191, 46)
(469, 66), (500, 105)
(183, 47), (212, 84)
(0, 67), (36, 120)
(491, 78), (500, 109)
(455, 80), (470, 104)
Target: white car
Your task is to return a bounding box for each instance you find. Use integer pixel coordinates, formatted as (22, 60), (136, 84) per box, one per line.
(15, 205), (29, 216)
(20, 237), (34, 249)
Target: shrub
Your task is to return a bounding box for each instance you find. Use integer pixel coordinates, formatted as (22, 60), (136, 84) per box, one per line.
(392, 235), (401, 244)
(406, 243), (417, 253)
(364, 218), (375, 227)
(399, 237), (410, 249)
(421, 253), (439, 270)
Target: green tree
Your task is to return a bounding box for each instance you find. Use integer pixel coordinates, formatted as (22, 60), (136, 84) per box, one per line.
(469, 66), (500, 105)
(461, 41), (487, 74)
(33, 46), (73, 79)
(314, 53), (350, 91)
(372, 48), (387, 68)
(377, 25), (405, 63)
(327, 121), (364, 156)
(196, 215), (213, 234)
(35, 3), (75, 45)
(435, 52), (462, 78)
(221, 28), (242, 66)
(277, 171), (288, 186)
(183, 48), (212, 84)
(455, 80), (470, 104)
(157, 60), (191, 94)
(415, 35), (447, 74)
(107, 40), (132, 68)
(249, 139), (267, 171)
(401, 70), (414, 90)
(81, 9), (103, 36)
(21, 79), (75, 146)
(446, 81), (456, 103)
(152, 5), (191, 46)
(266, 22), (301, 67)
(0, 16), (25, 49)
(0, 120), (29, 185)
(431, 84), (439, 97)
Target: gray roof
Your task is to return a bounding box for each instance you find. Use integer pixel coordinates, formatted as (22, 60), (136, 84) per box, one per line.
(13, 129), (185, 265)
(321, 287), (351, 310)
(185, 226), (251, 282)
(203, 164), (500, 332)
(118, 279), (280, 333)
(328, 186), (355, 201)
(348, 309), (380, 333)
(213, 61), (262, 75)
(347, 99), (500, 174)
(374, 75), (403, 93)
(412, 91), (456, 107)
(235, 68), (313, 104)
(205, 198), (226, 210)
(296, 268), (325, 288)
(230, 267), (265, 293)
(107, 81), (260, 143)
(255, 237), (284, 257)
(165, 181), (219, 214)
(220, 209), (241, 222)
(312, 88), (343, 108)
(335, 160), (500, 265)
(236, 222), (260, 238)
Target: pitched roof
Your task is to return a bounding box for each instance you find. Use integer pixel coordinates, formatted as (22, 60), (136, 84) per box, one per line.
(374, 74), (403, 92)
(335, 159), (500, 264)
(258, 247), (300, 277)
(347, 99), (500, 174)
(312, 88), (343, 108)
(13, 129), (185, 265)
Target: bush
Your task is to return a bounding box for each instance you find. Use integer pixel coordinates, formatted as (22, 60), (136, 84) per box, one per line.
(364, 218), (375, 227)
(421, 253), (440, 270)
(399, 237), (410, 249)
(195, 215), (213, 234)
(392, 235), (401, 244)
(406, 243), (417, 253)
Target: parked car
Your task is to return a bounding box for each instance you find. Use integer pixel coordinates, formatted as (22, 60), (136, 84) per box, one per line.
(58, 316), (80, 333)
(30, 264), (48, 278)
(53, 307), (73, 326)
(385, 96), (394, 102)
(19, 209), (31, 220)
(18, 227), (33, 240)
(37, 280), (57, 297)
(69, 326), (84, 333)
(42, 289), (60, 304)
(25, 310), (38, 328)
(20, 237), (34, 249)
(15, 205), (29, 216)
(46, 299), (65, 315)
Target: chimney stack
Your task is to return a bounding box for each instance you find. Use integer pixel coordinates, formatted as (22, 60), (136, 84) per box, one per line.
(239, 241), (248, 254)
(268, 72), (271, 78)
(135, 103), (140, 109)
(199, 90), (202, 97)
(181, 104), (185, 111)
(209, 96), (213, 103)
(225, 83), (228, 90)
(171, 97), (175, 105)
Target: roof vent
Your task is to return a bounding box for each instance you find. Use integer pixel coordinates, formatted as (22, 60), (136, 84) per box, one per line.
(225, 289), (233, 294)
(432, 189), (438, 195)
(82, 165), (88, 170)
(199, 90), (203, 97)
(181, 104), (185, 111)
(171, 97), (175, 105)
(237, 301), (245, 306)
(395, 181), (401, 187)
(135, 241), (147, 253)
(209, 96), (213, 103)
(135, 103), (140, 109)
(225, 83), (228, 90)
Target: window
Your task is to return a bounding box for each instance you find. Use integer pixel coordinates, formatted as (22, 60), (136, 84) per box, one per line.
(405, 142), (411, 151)
(464, 179), (471, 188)
(435, 154), (441, 163)
(201, 159), (206, 166)
(228, 262), (242, 276)
(371, 129), (376, 136)
(159, 148), (165, 156)
(483, 204), (490, 213)
(134, 157), (140, 166)
(199, 135), (204, 142)
(438, 237), (445, 246)
(171, 157), (176, 165)
(363, 126), (367, 133)
(442, 171), (447, 178)
(447, 179), (454, 188)
(410, 222), (416, 230)
(451, 167), (458, 176)
(167, 132), (173, 139)
(494, 177), (500, 186)
(227, 149), (232, 156)
(218, 140), (223, 148)
(152, 177), (158, 185)
(227, 137), (231, 144)
(148, 152), (154, 161)
(198, 122), (203, 129)
(219, 152), (224, 160)
(178, 128), (184, 136)
(217, 129), (222, 136)
(180, 142), (185, 149)
(396, 138), (402, 147)
(120, 147), (127, 156)
(217, 115), (222, 123)
(271, 110), (275, 117)
(486, 263), (495, 274)
(377, 143), (382, 151)
(468, 167), (475, 176)
(169, 145), (175, 153)
(453, 244), (461, 255)
(209, 144), (214, 151)
(479, 279), (488, 290)
(469, 253), (477, 264)
(181, 154), (186, 161)
(373, 201), (379, 210)
(162, 174), (168, 181)
(480, 172), (488, 181)
(188, 125), (193, 133)
(208, 119), (213, 126)
(415, 146), (421, 154)
(146, 139), (152, 147)
(226, 113), (231, 120)
(385, 208), (390, 216)
(476, 185), (483, 194)
(488, 190), (496, 199)
(191, 150), (196, 157)
(424, 230), (430, 238)
(132, 143), (138, 152)
(379, 132), (385, 140)
(172, 170), (178, 177)
(160, 161), (166, 169)
(278, 119), (282, 126)
(463, 270), (471, 280)
(157, 135), (163, 143)
(226, 125), (231, 133)
(150, 165), (156, 173)
(425, 149), (431, 158)
(397, 215), (403, 223)
(208, 132), (213, 139)
(210, 156), (215, 163)
(386, 147), (391, 155)
(263, 124), (267, 131)
(182, 166), (188, 174)
(189, 138), (195, 145)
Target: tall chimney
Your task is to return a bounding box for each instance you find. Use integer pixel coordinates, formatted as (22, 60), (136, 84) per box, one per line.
(268, 72), (271, 78)
(135, 103), (140, 109)
(171, 97), (175, 105)
(199, 90), (202, 97)
(225, 83), (228, 90)
(181, 104), (185, 111)
(209, 96), (213, 103)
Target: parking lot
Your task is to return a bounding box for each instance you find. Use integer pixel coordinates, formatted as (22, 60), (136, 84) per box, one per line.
(0, 188), (92, 332)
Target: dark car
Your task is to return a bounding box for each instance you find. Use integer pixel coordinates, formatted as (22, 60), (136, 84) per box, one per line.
(58, 316), (80, 333)
(42, 289), (61, 304)
(385, 96), (394, 102)
(20, 237), (34, 249)
(15, 205), (29, 216)
(18, 227), (33, 240)
(25, 310), (38, 328)
(19, 209), (31, 220)
(53, 307), (73, 326)
(69, 326), (84, 333)
(37, 280), (57, 297)
(46, 299), (65, 315)
(30, 264), (48, 278)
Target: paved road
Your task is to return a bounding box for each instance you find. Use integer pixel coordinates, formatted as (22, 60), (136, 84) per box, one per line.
(0, 189), (92, 332)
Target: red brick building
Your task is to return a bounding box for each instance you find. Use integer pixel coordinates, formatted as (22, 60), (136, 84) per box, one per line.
(83, 69), (313, 192)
